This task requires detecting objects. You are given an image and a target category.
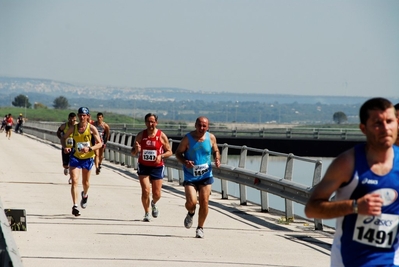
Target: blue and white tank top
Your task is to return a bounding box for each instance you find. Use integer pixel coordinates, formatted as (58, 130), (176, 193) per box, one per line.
(182, 132), (213, 182)
(331, 144), (399, 267)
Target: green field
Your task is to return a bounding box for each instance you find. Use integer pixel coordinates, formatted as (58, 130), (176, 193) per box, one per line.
(0, 107), (137, 123)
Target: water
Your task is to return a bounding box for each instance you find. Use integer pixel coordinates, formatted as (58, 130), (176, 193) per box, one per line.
(212, 155), (336, 228)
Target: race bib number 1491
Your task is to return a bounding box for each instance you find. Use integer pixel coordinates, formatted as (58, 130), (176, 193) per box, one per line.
(353, 214), (399, 248)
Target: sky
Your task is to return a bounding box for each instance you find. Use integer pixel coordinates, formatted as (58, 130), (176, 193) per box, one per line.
(0, 0), (398, 98)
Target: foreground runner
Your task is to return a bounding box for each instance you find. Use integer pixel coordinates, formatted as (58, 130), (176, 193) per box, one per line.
(62, 107), (103, 217)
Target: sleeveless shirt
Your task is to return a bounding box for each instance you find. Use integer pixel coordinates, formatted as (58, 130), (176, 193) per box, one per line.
(94, 122), (106, 143)
(331, 144), (399, 267)
(138, 129), (164, 167)
(182, 132), (213, 182)
(72, 124), (95, 159)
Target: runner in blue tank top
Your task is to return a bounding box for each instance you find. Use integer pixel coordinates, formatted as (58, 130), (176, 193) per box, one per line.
(305, 97), (399, 266)
(175, 116), (221, 238)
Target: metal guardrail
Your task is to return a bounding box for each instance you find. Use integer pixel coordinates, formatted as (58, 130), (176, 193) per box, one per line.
(22, 122), (325, 231)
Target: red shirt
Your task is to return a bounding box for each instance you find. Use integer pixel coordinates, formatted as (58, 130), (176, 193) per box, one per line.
(6, 117), (13, 126)
(138, 130), (164, 167)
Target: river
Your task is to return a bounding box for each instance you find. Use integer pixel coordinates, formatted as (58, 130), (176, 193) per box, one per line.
(212, 155), (336, 228)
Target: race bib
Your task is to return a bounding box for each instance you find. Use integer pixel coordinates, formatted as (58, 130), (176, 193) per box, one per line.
(142, 149), (157, 161)
(193, 163), (209, 176)
(353, 214), (399, 248)
(66, 137), (74, 148)
(77, 141), (90, 152)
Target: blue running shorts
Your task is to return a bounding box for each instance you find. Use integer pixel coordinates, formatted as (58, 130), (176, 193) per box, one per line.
(69, 156), (94, 170)
(137, 164), (165, 180)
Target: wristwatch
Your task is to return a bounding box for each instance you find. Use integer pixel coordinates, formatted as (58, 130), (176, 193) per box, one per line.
(89, 147), (93, 152)
(352, 199), (358, 214)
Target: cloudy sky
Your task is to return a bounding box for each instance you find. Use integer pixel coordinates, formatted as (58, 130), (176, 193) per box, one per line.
(1, 0), (398, 97)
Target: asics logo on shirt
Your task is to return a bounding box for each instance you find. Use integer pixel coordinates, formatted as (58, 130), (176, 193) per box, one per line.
(361, 178), (378, 185)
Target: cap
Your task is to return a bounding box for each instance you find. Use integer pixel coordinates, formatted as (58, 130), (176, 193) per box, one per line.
(20, 113), (22, 116)
(78, 107), (90, 115)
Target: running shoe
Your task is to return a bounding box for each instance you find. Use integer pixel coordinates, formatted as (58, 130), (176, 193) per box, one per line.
(72, 206), (81, 217)
(143, 213), (151, 222)
(96, 168), (100, 175)
(184, 212), (194, 229)
(151, 201), (159, 218)
(195, 227), (204, 238)
(64, 168), (69, 176)
(80, 191), (88, 209)
(68, 178), (72, 184)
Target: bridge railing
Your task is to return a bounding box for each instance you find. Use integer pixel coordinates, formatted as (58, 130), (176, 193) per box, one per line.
(24, 121), (364, 140)
(22, 122), (325, 230)
(109, 123), (364, 140)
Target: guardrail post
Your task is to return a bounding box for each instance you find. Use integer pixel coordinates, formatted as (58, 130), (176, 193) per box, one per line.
(115, 132), (121, 164)
(167, 139), (174, 182)
(178, 169), (184, 185)
(259, 129), (265, 138)
(284, 153), (294, 221)
(120, 133), (127, 166)
(109, 132), (116, 162)
(312, 160), (324, 230)
(126, 134), (133, 168)
(220, 144), (229, 199)
(239, 146), (248, 205)
(286, 129), (291, 138)
(313, 129), (319, 139)
(341, 129), (347, 140)
(259, 149), (270, 212)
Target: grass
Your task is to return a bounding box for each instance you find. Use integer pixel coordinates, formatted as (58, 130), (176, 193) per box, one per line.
(0, 107), (137, 123)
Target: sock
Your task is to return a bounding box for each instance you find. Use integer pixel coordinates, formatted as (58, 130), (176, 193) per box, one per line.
(188, 211), (195, 217)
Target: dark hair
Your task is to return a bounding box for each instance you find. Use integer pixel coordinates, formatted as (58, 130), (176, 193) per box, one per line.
(68, 112), (76, 118)
(145, 113), (158, 122)
(394, 103), (399, 111)
(97, 112), (104, 117)
(359, 97), (393, 125)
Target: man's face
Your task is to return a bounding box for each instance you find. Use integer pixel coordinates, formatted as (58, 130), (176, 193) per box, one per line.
(78, 113), (88, 122)
(360, 107), (398, 149)
(97, 115), (103, 123)
(68, 116), (77, 124)
(195, 118), (209, 134)
(145, 116), (157, 130)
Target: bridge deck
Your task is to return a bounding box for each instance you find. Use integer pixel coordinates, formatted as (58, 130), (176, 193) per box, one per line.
(0, 132), (333, 267)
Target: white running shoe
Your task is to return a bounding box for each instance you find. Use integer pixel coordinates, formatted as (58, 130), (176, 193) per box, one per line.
(143, 213), (151, 222)
(195, 227), (204, 238)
